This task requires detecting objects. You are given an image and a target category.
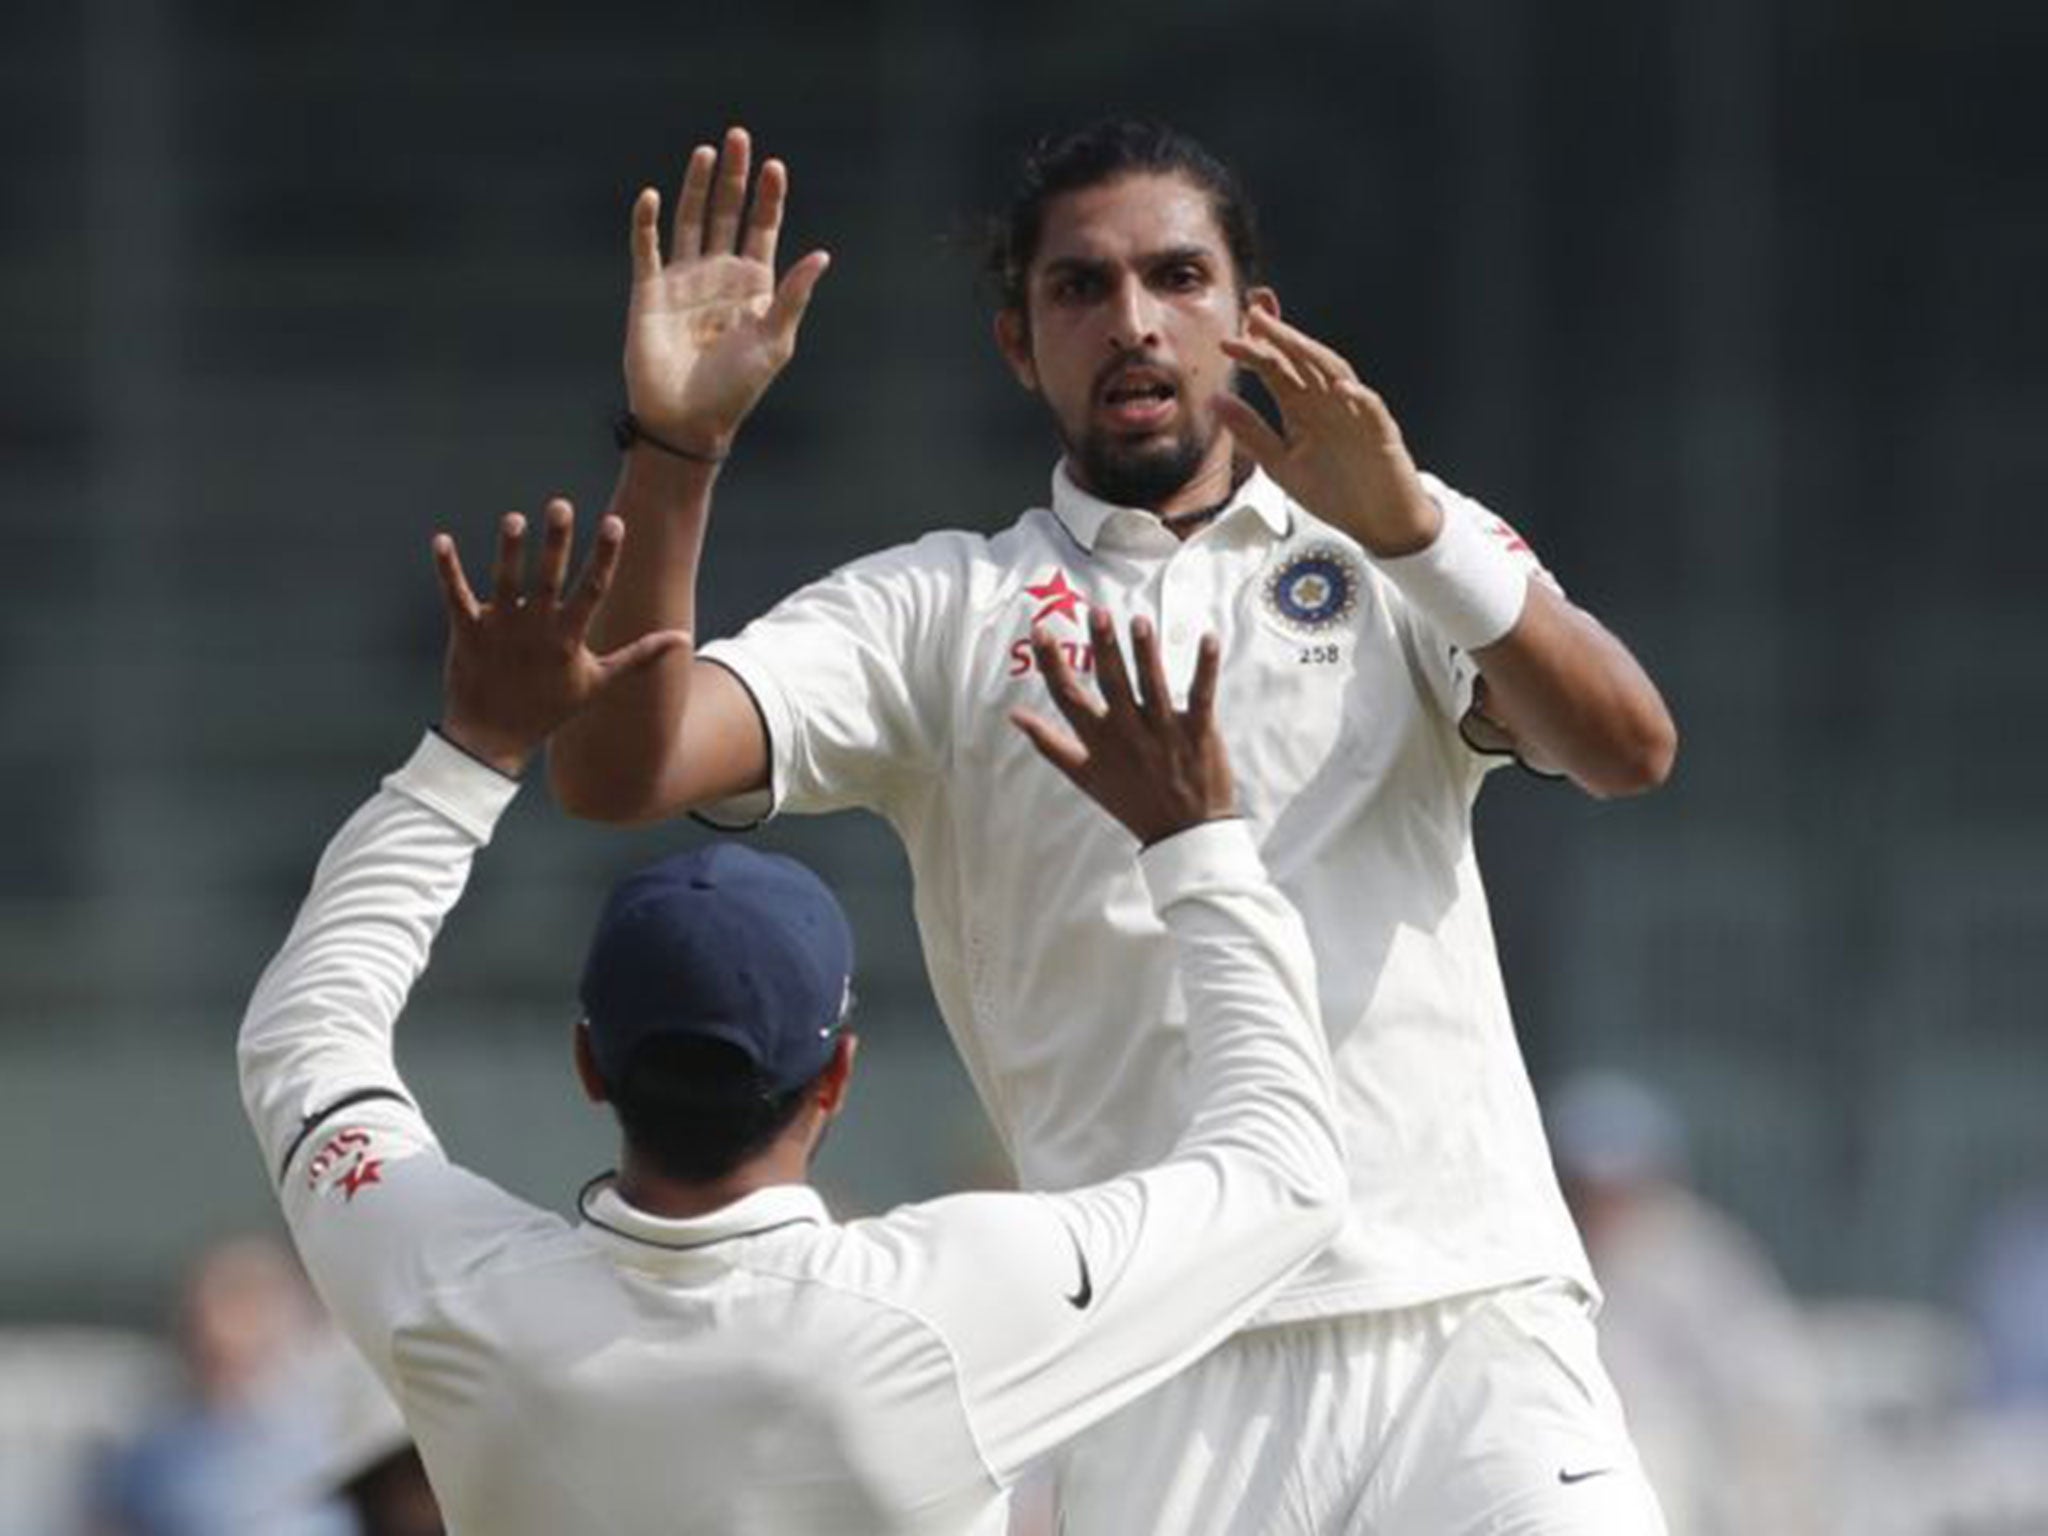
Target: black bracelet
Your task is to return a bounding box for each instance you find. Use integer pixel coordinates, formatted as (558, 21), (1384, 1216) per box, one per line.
(613, 410), (727, 465)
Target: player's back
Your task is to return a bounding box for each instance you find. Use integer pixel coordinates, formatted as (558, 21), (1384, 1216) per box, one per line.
(389, 1185), (1006, 1536)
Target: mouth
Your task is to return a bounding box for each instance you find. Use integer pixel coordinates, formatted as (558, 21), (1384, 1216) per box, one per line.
(1095, 365), (1180, 432)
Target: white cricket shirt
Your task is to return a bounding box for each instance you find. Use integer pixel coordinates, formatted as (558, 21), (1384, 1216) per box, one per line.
(700, 464), (1594, 1320)
(239, 733), (1342, 1536)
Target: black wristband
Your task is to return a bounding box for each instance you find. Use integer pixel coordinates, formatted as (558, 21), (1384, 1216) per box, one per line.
(613, 411), (727, 464)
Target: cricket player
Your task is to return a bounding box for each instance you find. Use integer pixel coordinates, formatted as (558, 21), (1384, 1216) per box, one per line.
(549, 120), (1680, 1533)
(238, 504), (1346, 1535)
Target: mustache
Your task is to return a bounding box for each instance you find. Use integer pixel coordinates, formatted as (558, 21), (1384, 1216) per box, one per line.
(1092, 354), (1181, 401)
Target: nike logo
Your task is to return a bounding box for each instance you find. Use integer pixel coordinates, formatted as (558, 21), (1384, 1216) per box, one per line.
(1062, 1229), (1093, 1310)
(1557, 1467), (1615, 1486)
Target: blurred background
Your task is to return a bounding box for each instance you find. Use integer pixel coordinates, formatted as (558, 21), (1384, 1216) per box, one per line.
(1, 0), (2041, 1531)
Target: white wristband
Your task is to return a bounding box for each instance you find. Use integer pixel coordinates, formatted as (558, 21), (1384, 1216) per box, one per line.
(1377, 493), (1529, 651)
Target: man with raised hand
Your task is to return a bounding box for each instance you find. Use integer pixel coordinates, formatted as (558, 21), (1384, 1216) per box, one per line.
(239, 502), (1343, 1535)
(553, 122), (1676, 1532)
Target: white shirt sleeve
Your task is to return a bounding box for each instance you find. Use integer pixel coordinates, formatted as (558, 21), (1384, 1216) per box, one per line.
(856, 819), (1345, 1484)
(695, 535), (964, 825)
(237, 732), (558, 1378)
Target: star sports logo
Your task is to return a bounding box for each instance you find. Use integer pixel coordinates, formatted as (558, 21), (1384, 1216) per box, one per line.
(305, 1127), (386, 1204)
(1008, 570), (1096, 678)
(1025, 570), (1087, 626)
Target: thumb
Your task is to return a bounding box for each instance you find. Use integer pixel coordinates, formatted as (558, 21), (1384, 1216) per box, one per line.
(1007, 707), (1089, 781)
(767, 249), (832, 339)
(598, 628), (693, 680)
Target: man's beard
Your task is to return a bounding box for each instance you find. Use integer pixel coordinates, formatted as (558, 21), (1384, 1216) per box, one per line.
(1065, 418), (1211, 510)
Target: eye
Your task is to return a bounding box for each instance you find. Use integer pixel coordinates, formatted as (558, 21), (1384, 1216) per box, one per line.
(1047, 270), (1103, 304)
(1160, 261), (1208, 292)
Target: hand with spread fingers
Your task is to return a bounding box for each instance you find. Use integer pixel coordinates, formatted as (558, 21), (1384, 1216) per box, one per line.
(435, 500), (692, 777)
(623, 126), (832, 460)
(1214, 308), (1442, 559)
(1009, 607), (1236, 847)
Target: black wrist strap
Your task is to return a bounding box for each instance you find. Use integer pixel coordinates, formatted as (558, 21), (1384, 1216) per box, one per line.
(613, 411), (727, 464)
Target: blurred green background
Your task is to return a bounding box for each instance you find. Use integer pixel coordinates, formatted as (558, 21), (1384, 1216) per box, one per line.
(0, 0), (2040, 1332)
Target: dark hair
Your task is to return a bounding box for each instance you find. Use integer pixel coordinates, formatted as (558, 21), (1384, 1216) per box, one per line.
(985, 118), (1265, 313)
(608, 1035), (822, 1184)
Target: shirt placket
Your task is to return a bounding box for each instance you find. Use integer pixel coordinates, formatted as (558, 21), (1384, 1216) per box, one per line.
(1155, 517), (1260, 702)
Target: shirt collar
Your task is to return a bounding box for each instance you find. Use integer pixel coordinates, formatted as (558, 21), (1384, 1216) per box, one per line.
(1048, 460), (1292, 553)
(578, 1175), (830, 1254)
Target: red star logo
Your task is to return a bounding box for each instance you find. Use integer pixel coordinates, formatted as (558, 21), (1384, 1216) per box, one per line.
(339, 1158), (384, 1202)
(1025, 570), (1087, 627)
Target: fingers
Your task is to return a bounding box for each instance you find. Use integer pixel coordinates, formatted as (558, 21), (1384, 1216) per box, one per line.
(1127, 615), (1172, 720)
(1007, 707), (1089, 781)
(767, 249), (832, 339)
(670, 129), (803, 283)
(1212, 392), (1289, 469)
(488, 512), (527, 608)
(431, 532), (480, 624)
(1221, 330), (1311, 395)
(630, 187), (662, 282)
(705, 125), (751, 257)
(672, 143), (716, 259)
(1087, 607), (1137, 715)
(1031, 624), (1106, 734)
(742, 157), (787, 268)
(535, 498), (574, 601)
(1249, 307), (1357, 386)
(562, 512), (624, 633)
(1186, 633), (1221, 733)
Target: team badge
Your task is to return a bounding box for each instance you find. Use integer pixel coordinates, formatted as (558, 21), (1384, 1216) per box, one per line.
(1262, 544), (1361, 635)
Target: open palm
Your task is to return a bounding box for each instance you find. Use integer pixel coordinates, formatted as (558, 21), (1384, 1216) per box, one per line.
(624, 127), (831, 457)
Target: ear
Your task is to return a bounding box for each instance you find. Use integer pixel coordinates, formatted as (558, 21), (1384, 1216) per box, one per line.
(1243, 285), (1280, 325)
(815, 1032), (859, 1117)
(993, 308), (1038, 392)
(572, 1022), (608, 1105)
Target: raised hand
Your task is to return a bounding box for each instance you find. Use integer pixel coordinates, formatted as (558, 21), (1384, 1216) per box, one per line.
(1214, 309), (1441, 558)
(623, 126), (832, 459)
(434, 500), (691, 776)
(1009, 607), (1235, 847)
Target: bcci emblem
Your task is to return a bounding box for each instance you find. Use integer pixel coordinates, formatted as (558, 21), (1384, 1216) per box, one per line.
(1263, 544), (1361, 635)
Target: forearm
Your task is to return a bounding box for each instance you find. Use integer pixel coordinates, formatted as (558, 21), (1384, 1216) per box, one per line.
(239, 734), (516, 1175)
(963, 824), (1342, 1473)
(1374, 481), (1677, 799)
(1471, 581), (1678, 798)
(548, 450), (718, 821)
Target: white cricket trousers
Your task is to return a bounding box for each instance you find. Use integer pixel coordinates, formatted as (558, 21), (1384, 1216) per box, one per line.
(1054, 1278), (1667, 1535)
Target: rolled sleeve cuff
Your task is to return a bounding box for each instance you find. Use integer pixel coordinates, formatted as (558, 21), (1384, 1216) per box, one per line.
(388, 731), (522, 844)
(691, 645), (787, 829)
(1137, 817), (1265, 911)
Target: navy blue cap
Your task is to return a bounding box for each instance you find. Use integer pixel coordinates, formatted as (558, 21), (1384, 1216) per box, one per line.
(578, 843), (855, 1094)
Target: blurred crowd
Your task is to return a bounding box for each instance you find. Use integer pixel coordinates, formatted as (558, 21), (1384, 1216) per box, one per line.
(4, 1076), (2044, 1535)
(1, 1235), (438, 1536)
(1548, 1072), (2048, 1536)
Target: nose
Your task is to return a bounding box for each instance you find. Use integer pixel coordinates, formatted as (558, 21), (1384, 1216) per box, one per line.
(1106, 274), (1161, 352)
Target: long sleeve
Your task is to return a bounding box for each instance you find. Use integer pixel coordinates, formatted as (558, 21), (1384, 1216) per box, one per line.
(237, 731), (541, 1374)
(239, 731), (517, 1171)
(854, 818), (1346, 1484)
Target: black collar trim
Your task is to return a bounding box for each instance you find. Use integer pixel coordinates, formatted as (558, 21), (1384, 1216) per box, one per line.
(575, 1172), (825, 1252)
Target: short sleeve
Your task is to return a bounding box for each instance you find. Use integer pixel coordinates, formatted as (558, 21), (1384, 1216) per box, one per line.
(696, 536), (962, 825)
